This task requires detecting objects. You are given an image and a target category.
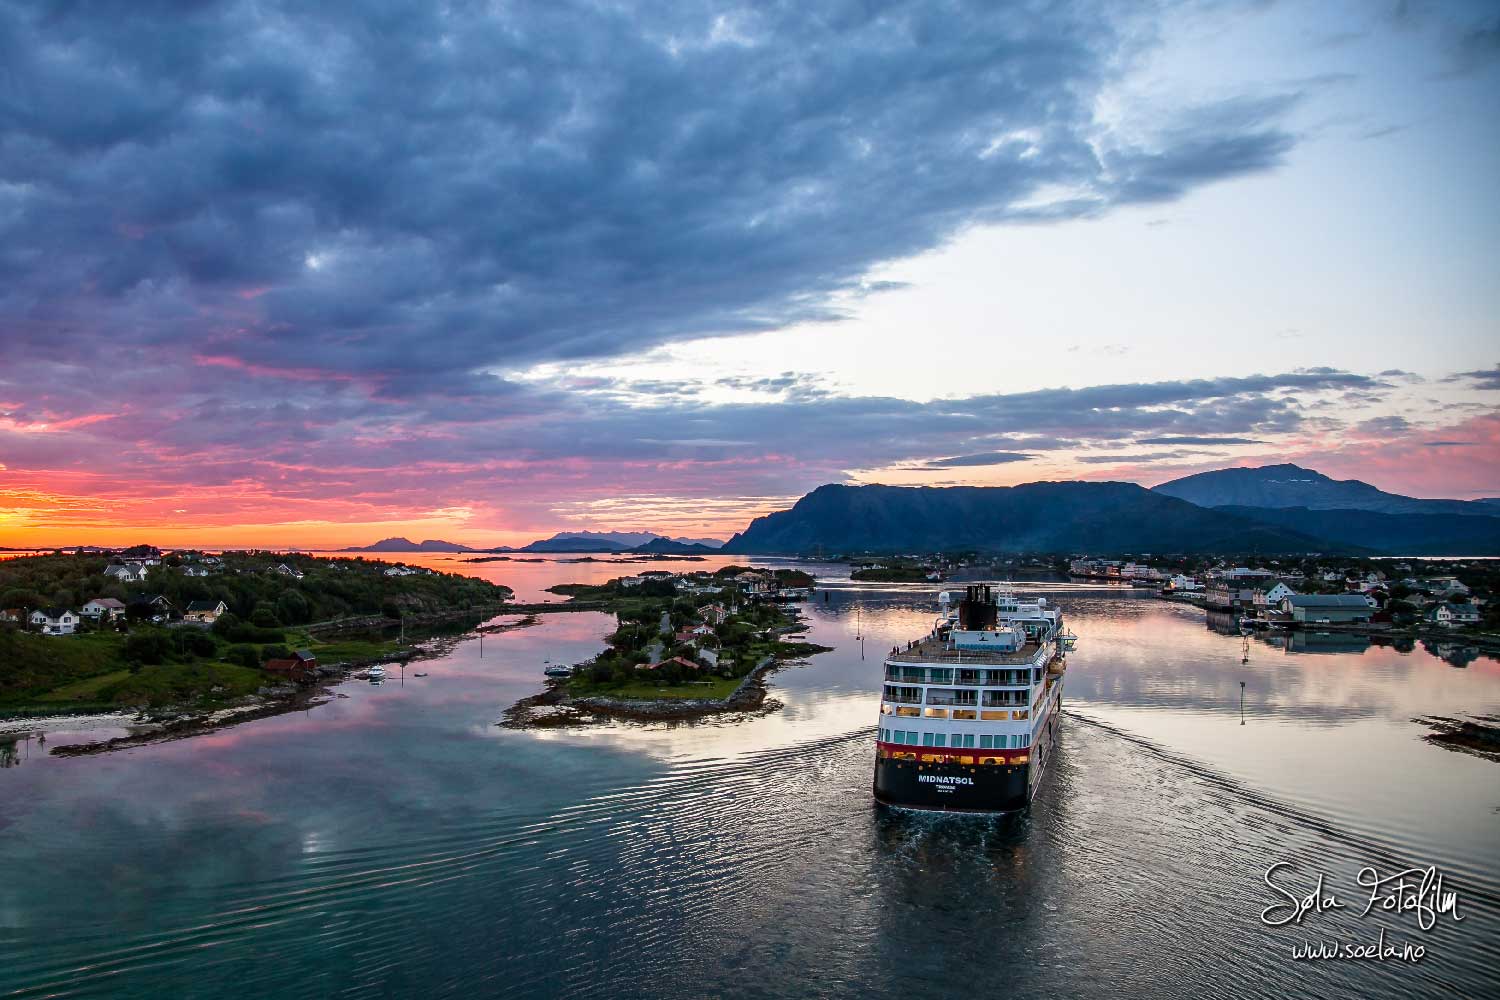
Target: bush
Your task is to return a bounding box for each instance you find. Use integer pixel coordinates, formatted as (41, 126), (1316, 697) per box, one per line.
(260, 644), (291, 662)
(124, 630), (175, 665)
(175, 630), (218, 658)
(250, 604), (282, 629)
(217, 622), (285, 644)
(225, 644), (260, 669)
(275, 590), (310, 624)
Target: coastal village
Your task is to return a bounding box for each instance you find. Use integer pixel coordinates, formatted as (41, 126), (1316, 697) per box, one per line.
(547, 567), (819, 684)
(1067, 556), (1491, 631)
(0, 547), (825, 727)
(0, 547), (510, 718)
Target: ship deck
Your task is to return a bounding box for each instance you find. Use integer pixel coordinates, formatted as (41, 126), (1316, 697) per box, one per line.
(885, 635), (1047, 666)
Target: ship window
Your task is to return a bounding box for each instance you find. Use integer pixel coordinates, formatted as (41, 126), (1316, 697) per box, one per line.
(979, 735), (992, 749)
(923, 708), (948, 718)
(963, 734), (975, 748)
(951, 709), (976, 721)
(980, 710), (1007, 721)
(928, 668), (953, 684)
(921, 732), (934, 747)
(959, 756), (975, 765)
(896, 706), (920, 717)
(933, 734), (946, 747)
(1013, 710), (1029, 720)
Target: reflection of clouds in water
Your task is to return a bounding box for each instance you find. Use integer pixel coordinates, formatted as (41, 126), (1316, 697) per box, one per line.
(2, 578), (1499, 997)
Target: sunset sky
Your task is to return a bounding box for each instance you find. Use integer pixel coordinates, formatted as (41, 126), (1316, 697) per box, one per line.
(1, 0), (1497, 549)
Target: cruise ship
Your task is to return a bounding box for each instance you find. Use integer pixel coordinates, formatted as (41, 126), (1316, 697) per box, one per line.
(873, 584), (1076, 813)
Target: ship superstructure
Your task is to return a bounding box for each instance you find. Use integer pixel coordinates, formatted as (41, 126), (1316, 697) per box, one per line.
(872, 584), (1076, 812)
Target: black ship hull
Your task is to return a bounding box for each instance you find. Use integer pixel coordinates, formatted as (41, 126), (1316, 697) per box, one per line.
(872, 706), (1060, 814)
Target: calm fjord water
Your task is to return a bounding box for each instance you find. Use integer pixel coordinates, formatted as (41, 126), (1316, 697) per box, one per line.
(2, 557), (1497, 998)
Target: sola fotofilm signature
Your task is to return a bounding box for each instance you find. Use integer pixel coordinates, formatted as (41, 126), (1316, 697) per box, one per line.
(1259, 862), (1464, 963)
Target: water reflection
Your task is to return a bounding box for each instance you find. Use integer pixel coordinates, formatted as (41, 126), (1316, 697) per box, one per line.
(2, 569), (1498, 998)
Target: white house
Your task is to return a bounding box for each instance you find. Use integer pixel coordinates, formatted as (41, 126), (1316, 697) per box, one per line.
(1427, 603), (1480, 627)
(274, 563), (305, 580)
(104, 563), (148, 584)
(383, 565), (418, 577)
(734, 571), (774, 595)
(30, 607), (79, 635)
(1253, 583), (1298, 611)
(81, 597), (127, 621)
(183, 600), (228, 624)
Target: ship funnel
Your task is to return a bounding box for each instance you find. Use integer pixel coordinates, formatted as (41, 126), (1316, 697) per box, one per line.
(958, 584), (998, 631)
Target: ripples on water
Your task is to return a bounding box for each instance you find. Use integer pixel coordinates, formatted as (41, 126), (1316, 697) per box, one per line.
(1, 563), (1497, 998)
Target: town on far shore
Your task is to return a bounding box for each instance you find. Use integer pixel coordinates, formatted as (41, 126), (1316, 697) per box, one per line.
(820, 550), (1493, 634)
(1065, 555), (1489, 632)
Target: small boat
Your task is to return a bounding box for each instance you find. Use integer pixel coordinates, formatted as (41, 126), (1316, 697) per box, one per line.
(544, 664), (574, 678)
(368, 665), (387, 682)
(413, 672), (429, 678)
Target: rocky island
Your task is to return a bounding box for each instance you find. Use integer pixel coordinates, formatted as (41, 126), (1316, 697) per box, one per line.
(504, 566), (829, 727)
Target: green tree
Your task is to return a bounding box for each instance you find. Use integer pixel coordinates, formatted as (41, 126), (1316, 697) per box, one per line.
(225, 644), (260, 669)
(124, 631), (174, 665)
(275, 590), (310, 625)
(250, 604), (282, 629)
(0, 589), (43, 613)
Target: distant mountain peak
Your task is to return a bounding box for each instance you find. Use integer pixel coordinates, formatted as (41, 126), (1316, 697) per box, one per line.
(341, 537), (475, 552)
(1152, 464), (1490, 517)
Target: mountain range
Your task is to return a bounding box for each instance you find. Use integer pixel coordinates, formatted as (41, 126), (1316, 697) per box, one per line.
(348, 466), (1497, 558)
(340, 537), (475, 552)
(721, 482), (1333, 555)
(1153, 464), (1495, 516)
(720, 466), (1500, 556)
(342, 531), (724, 555)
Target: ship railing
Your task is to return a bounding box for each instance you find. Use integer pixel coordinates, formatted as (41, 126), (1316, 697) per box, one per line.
(884, 668), (1034, 687)
(924, 693), (978, 707)
(886, 645), (1042, 666)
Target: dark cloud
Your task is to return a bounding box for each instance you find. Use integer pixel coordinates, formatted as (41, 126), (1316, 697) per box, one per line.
(1075, 451), (1206, 464)
(1443, 365), (1500, 390)
(1135, 435), (1264, 445)
(0, 0), (1302, 393)
(1448, 15), (1500, 75)
(907, 452), (1037, 469)
(1356, 415), (1411, 435)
